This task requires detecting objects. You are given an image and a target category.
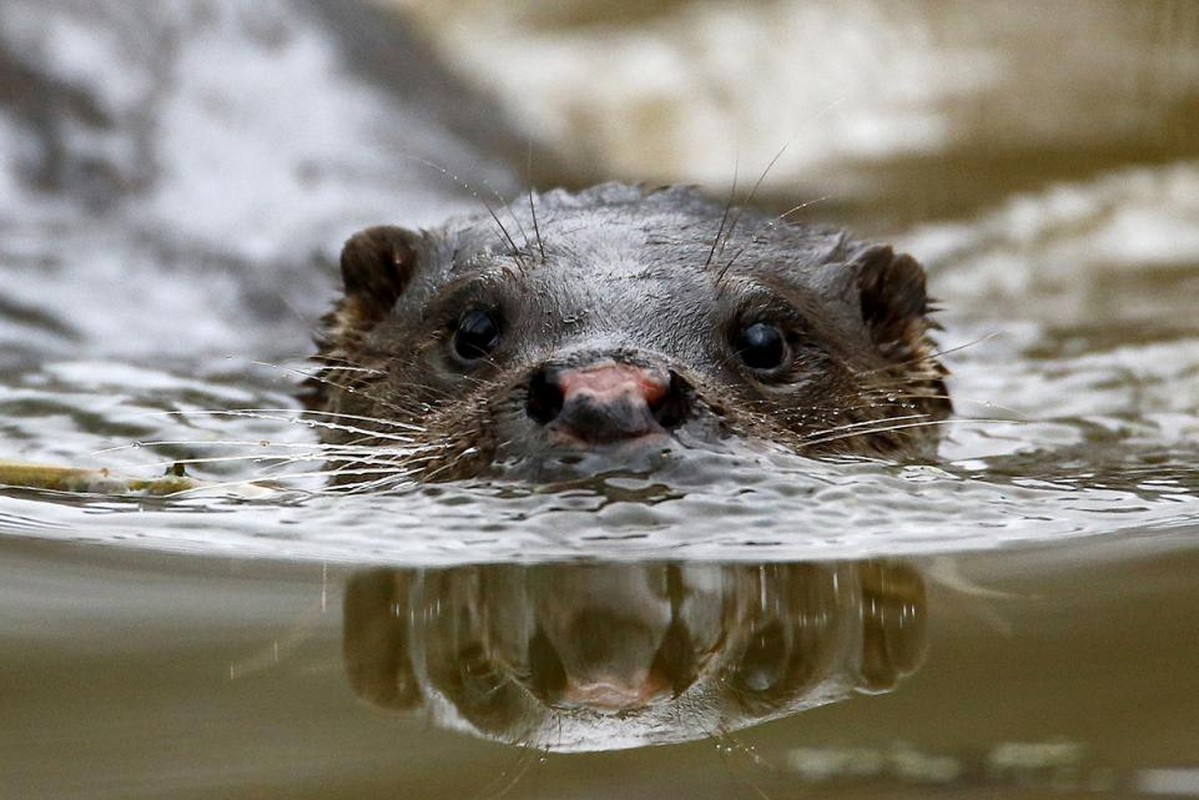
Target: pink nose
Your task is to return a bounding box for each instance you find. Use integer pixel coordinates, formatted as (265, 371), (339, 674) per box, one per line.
(558, 364), (668, 408)
(527, 362), (675, 444)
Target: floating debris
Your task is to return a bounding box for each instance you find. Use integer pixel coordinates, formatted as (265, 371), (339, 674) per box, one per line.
(0, 461), (278, 498)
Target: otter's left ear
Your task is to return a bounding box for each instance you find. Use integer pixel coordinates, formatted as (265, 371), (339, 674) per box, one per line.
(343, 570), (422, 712)
(851, 244), (935, 358)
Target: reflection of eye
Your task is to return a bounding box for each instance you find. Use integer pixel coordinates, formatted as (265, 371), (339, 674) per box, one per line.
(736, 620), (788, 692)
(458, 642), (505, 699)
(733, 321), (790, 375)
(452, 309), (501, 362)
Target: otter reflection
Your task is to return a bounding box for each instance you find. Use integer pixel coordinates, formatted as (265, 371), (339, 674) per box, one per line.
(343, 560), (926, 752)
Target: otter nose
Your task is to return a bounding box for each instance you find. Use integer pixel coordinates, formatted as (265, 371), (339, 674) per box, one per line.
(526, 362), (686, 444)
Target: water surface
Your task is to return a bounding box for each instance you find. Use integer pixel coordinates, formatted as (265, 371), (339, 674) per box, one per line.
(1, 2), (1197, 798)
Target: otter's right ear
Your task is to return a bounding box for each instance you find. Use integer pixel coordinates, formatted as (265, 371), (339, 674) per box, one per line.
(339, 225), (419, 320)
(850, 244), (935, 363)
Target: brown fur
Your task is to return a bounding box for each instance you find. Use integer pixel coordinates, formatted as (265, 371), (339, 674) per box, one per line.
(305, 184), (950, 484)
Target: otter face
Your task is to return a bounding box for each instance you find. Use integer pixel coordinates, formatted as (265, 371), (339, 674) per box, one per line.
(305, 183), (949, 484)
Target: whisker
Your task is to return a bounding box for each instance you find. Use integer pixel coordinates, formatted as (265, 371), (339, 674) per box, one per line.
(849, 331), (1000, 382)
(93, 419), (420, 458)
(402, 154), (529, 261)
(526, 144), (546, 263)
(777, 195), (831, 222)
(806, 412), (934, 437)
(164, 464), (416, 497)
(301, 375), (408, 418)
(468, 742), (543, 800)
(717, 194), (831, 280)
(115, 407), (426, 434)
(258, 356), (387, 378)
(712, 726), (777, 800)
(112, 444), (435, 475)
(268, 463), (420, 486)
(704, 154), (739, 271)
(715, 143), (790, 283)
(856, 385), (1020, 417)
(801, 417), (987, 449)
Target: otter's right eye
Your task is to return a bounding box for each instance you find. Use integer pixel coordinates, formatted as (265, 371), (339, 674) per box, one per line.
(734, 321), (788, 372)
(452, 309), (501, 362)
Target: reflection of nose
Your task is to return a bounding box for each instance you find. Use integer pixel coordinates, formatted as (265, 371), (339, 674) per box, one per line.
(526, 362), (686, 443)
(560, 674), (668, 711)
(529, 607), (679, 711)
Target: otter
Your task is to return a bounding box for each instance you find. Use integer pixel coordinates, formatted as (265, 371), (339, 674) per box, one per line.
(341, 560), (928, 751)
(304, 183), (950, 484)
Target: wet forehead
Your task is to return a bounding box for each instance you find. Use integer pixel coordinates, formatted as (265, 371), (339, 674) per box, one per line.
(525, 246), (718, 358)
(435, 196), (845, 343)
(452, 206), (723, 299)
(439, 218), (720, 358)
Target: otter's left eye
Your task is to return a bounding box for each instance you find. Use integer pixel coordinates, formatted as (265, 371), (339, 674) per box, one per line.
(735, 321), (788, 372)
(452, 309), (501, 362)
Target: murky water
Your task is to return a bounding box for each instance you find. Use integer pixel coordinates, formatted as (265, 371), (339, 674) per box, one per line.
(1, 2), (1197, 798)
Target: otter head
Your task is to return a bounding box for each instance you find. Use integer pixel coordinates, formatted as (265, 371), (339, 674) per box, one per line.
(305, 183), (949, 484)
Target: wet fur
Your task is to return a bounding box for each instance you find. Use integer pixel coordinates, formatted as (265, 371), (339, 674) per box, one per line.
(304, 183), (951, 483)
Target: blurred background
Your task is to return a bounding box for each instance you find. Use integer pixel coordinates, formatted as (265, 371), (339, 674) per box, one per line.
(393, 0), (1199, 226)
